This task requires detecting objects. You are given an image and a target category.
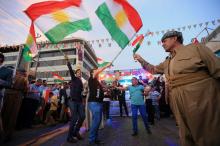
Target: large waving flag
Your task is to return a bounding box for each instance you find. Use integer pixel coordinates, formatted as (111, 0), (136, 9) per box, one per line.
(96, 0), (142, 49)
(25, 0), (92, 43)
(23, 22), (38, 62)
(97, 57), (110, 68)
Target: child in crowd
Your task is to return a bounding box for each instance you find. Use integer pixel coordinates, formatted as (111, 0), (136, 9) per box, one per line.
(149, 86), (161, 121)
(45, 92), (58, 126)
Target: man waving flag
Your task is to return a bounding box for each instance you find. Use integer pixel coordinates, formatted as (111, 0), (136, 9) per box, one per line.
(96, 0), (143, 49)
(25, 0), (92, 43)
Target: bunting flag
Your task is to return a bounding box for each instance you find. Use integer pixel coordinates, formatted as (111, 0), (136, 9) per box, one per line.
(25, 0), (92, 43)
(133, 36), (144, 53)
(96, 0), (142, 49)
(52, 72), (64, 83)
(82, 18), (219, 45)
(97, 57), (110, 68)
(23, 22), (38, 62)
(192, 38), (199, 44)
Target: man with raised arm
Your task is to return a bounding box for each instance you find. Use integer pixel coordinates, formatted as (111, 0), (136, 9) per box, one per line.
(134, 30), (220, 146)
(64, 55), (85, 143)
(87, 62), (112, 145)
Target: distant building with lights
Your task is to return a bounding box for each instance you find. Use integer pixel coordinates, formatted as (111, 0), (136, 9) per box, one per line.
(100, 68), (154, 86)
(1, 38), (98, 84)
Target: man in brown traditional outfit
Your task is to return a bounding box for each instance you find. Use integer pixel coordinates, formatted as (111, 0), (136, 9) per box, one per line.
(134, 31), (220, 146)
(1, 69), (28, 142)
(0, 53), (13, 141)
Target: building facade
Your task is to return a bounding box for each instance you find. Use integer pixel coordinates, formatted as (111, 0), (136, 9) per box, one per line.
(1, 38), (98, 84)
(205, 25), (220, 57)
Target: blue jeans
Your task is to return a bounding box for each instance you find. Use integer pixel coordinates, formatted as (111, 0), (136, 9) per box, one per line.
(67, 100), (85, 139)
(88, 102), (103, 143)
(0, 90), (3, 109)
(153, 104), (160, 120)
(131, 104), (149, 133)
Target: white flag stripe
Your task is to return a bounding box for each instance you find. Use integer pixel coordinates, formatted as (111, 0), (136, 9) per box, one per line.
(105, 0), (136, 40)
(35, 5), (89, 33)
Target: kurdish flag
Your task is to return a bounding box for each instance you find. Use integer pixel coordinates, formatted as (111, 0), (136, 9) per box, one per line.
(133, 36), (144, 54)
(52, 72), (64, 83)
(97, 57), (110, 68)
(132, 34), (144, 46)
(96, 0), (142, 49)
(25, 0), (92, 43)
(23, 22), (38, 62)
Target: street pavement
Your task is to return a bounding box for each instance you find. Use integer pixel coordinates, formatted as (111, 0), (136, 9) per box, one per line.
(3, 117), (179, 146)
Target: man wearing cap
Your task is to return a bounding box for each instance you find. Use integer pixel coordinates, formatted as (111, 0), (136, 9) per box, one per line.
(134, 31), (220, 146)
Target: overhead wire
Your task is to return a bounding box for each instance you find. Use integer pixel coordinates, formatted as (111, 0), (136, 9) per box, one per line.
(0, 6), (63, 74)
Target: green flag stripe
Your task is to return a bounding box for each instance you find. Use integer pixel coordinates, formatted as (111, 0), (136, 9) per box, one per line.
(96, 3), (129, 49)
(54, 79), (64, 83)
(98, 62), (109, 68)
(133, 43), (140, 54)
(133, 37), (144, 53)
(45, 18), (92, 43)
(23, 45), (32, 62)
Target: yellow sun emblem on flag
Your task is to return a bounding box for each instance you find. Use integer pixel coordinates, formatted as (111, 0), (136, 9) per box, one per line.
(115, 10), (128, 28)
(52, 10), (70, 23)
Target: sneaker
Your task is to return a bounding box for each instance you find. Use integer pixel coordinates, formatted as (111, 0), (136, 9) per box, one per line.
(76, 133), (83, 140)
(95, 139), (105, 144)
(3, 135), (12, 143)
(131, 132), (138, 136)
(150, 122), (154, 125)
(146, 128), (152, 134)
(67, 137), (77, 143)
(87, 142), (96, 146)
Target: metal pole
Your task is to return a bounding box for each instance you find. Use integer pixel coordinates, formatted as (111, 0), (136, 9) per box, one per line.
(111, 49), (124, 64)
(110, 34), (137, 64)
(205, 27), (210, 36)
(34, 44), (42, 77)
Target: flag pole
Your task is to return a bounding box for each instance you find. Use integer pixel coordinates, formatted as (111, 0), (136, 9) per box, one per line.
(111, 49), (124, 64)
(34, 46), (41, 77)
(110, 35), (135, 64)
(58, 47), (66, 57)
(111, 33), (143, 64)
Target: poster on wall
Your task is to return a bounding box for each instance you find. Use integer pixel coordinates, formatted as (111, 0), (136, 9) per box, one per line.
(75, 43), (84, 70)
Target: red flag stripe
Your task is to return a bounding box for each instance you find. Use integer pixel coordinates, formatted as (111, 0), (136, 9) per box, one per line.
(114, 0), (142, 32)
(51, 72), (62, 78)
(97, 57), (102, 62)
(29, 22), (37, 56)
(24, 0), (81, 21)
(132, 34), (144, 46)
(30, 22), (36, 44)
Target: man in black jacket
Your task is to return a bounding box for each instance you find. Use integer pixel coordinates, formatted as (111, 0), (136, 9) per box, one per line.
(59, 82), (69, 122)
(65, 55), (85, 143)
(118, 84), (129, 117)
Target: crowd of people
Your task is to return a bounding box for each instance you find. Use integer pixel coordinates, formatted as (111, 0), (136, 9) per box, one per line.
(0, 30), (220, 146)
(0, 52), (166, 145)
